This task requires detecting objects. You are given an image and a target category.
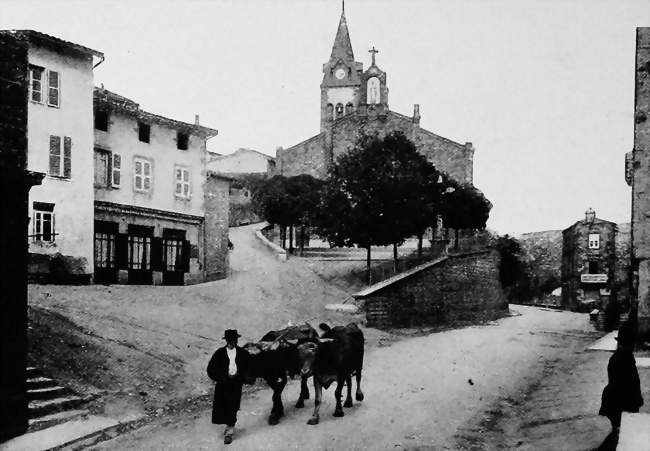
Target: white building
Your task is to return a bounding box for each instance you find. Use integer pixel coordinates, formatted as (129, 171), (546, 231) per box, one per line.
(207, 147), (275, 175)
(7, 30), (104, 282)
(93, 88), (224, 285)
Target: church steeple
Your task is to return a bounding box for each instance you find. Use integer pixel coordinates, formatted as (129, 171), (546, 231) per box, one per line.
(330, 3), (354, 61)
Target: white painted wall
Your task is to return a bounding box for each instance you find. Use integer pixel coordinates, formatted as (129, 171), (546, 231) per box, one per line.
(207, 150), (270, 174)
(94, 113), (206, 217)
(27, 46), (95, 274)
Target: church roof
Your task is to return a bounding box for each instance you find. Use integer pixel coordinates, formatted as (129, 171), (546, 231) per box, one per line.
(330, 9), (354, 61)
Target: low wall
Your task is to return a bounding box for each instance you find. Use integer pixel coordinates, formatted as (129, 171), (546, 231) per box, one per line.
(355, 249), (508, 329)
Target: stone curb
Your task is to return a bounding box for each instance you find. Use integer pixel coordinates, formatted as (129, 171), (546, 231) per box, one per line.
(254, 224), (287, 261)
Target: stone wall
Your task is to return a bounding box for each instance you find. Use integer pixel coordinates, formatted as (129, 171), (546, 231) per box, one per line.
(356, 249), (508, 329)
(277, 133), (326, 177)
(204, 174), (230, 281)
(331, 111), (473, 184)
(630, 28), (650, 336)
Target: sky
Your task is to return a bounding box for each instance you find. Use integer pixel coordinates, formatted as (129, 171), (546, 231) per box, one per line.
(2, 0), (648, 235)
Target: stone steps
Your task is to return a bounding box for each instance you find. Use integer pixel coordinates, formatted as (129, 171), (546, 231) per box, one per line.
(27, 376), (58, 390)
(29, 396), (87, 418)
(27, 386), (69, 401)
(24, 366), (90, 422)
(28, 408), (90, 433)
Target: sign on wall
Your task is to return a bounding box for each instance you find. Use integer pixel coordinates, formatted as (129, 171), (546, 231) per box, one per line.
(580, 274), (608, 283)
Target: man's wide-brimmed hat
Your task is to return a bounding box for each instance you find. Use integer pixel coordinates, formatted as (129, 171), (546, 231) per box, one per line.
(223, 329), (241, 341)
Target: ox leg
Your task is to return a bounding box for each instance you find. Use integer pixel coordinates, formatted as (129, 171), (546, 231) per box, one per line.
(268, 377), (286, 425)
(307, 379), (322, 425)
(343, 374), (353, 408)
(355, 369), (364, 402)
(333, 378), (345, 417)
(295, 375), (309, 408)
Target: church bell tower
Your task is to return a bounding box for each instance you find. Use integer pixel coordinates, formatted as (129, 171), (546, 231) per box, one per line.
(320, 3), (363, 132)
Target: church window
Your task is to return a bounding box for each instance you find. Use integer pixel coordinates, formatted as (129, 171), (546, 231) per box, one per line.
(327, 104), (334, 120)
(367, 77), (380, 104)
(335, 103), (344, 117)
(345, 103), (354, 115)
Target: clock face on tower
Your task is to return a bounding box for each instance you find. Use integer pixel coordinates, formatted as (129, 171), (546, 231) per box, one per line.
(335, 68), (346, 80)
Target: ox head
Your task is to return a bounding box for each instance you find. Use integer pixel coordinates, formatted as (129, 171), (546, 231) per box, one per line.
(295, 337), (336, 381)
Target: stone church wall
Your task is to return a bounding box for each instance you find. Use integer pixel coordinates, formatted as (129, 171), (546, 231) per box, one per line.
(331, 112), (474, 184)
(277, 133), (326, 178)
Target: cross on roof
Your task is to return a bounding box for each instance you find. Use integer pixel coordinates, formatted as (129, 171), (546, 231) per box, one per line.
(369, 46), (379, 65)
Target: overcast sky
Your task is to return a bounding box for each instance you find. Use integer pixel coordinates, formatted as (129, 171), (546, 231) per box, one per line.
(3, 0), (649, 235)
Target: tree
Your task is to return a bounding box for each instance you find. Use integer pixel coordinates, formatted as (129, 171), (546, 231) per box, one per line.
(284, 174), (324, 254)
(316, 131), (443, 281)
(251, 175), (292, 248)
(440, 181), (492, 251)
(252, 174), (324, 252)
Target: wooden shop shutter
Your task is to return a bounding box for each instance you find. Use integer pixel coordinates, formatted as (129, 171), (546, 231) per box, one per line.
(181, 240), (191, 272)
(116, 233), (129, 270)
(150, 237), (163, 271)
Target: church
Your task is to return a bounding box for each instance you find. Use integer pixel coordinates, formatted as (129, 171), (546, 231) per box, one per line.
(276, 6), (475, 185)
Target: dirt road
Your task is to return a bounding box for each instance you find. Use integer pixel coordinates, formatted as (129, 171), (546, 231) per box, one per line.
(90, 306), (606, 451)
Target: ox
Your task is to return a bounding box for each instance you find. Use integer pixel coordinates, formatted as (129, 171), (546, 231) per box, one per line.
(298, 322), (364, 425)
(243, 323), (318, 425)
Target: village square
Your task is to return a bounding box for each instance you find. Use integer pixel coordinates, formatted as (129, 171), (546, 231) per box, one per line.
(1, 1), (650, 450)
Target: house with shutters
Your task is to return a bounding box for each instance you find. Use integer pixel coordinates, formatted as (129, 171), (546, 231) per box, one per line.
(0, 30), (105, 282)
(93, 87), (227, 285)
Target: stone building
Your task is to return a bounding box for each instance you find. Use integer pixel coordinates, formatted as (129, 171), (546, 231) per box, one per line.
(627, 27), (650, 337)
(0, 30), (105, 282)
(561, 209), (618, 312)
(93, 87), (227, 284)
(276, 7), (474, 184)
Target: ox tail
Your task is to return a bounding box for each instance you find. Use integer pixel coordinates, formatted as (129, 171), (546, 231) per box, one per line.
(318, 323), (331, 332)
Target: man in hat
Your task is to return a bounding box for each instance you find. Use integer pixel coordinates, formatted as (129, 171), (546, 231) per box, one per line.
(599, 321), (644, 439)
(207, 329), (250, 444)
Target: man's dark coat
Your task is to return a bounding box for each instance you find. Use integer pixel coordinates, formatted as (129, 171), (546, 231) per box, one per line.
(599, 349), (644, 420)
(207, 345), (250, 425)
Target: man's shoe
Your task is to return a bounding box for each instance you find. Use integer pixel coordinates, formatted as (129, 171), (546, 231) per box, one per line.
(224, 435), (232, 445)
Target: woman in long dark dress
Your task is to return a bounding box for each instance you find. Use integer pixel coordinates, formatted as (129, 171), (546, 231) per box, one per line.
(207, 329), (250, 445)
(599, 322), (644, 435)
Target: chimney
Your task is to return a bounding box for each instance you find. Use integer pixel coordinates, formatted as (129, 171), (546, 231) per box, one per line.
(585, 208), (596, 223)
(413, 104), (420, 125)
(195, 114), (200, 126)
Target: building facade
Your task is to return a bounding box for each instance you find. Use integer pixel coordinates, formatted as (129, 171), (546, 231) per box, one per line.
(627, 27), (650, 337)
(93, 87), (224, 285)
(207, 148), (275, 175)
(276, 8), (474, 184)
(561, 209), (618, 312)
(4, 31), (104, 282)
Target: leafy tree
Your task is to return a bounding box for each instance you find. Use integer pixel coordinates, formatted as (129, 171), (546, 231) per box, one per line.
(284, 174), (324, 254)
(252, 175), (292, 248)
(494, 234), (533, 303)
(440, 181), (492, 250)
(316, 131), (444, 281)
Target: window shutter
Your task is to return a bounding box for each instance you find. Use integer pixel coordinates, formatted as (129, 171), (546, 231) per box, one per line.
(151, 237), (163, 271)
(49, 136), (61, 175)
(112, 154), (121, 187)
(116, 233), (129, 270)
(63, 137), (71, 178)
(48, 70), (59, 107)
(181, 240), (191, 272)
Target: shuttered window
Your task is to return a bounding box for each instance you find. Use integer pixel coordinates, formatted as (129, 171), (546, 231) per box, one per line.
(47, 70), (60, 107)
(175, 166), (190, 199)
(30, 66), (44, 103)
(112, 153), (121, 188)
(134, 157), (152, 192)
(49, 136), (71, 178)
